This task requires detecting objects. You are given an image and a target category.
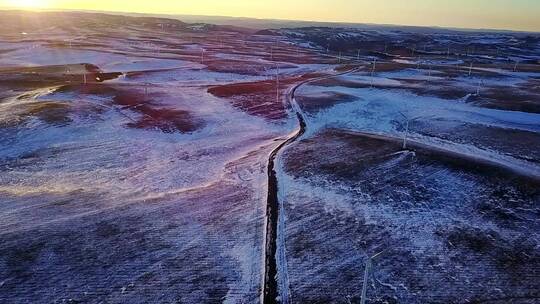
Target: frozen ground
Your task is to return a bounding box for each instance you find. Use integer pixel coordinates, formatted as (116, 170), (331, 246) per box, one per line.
(279, 130), (539, 303)
(276, 31), (540, 303)
(296, 68), (540, 176)
(0, 10), (333, 303)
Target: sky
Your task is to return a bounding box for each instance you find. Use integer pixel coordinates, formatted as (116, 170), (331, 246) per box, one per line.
(1, 0), (539, 32)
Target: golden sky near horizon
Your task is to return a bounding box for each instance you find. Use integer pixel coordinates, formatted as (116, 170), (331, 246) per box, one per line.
(1, 0), (539, 32)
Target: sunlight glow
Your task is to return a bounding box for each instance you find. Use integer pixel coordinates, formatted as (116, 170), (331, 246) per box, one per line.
(0, 0), (538, 32)
(7, 0), (48, 8)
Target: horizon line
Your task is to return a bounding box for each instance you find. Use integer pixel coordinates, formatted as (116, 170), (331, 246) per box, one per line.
(1, 6), (539, 34)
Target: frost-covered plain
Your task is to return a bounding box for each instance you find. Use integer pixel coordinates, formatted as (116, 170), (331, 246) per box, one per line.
(0, 11), (332, 303)
(278, 30), (540, 303)
(279, 130), (539, 303)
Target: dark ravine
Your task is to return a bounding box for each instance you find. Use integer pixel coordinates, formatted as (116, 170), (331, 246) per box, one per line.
(263, 112), (306, 304)
(263, 66), (361, 304)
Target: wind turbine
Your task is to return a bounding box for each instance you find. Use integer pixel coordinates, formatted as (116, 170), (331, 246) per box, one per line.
(275, 65), (280, 104)
(475, 79), (483, 96)
(397, 112), (429, 150)
(401, 114), (410, 149)
(398, 111), (413, 149)
(369, 58), (378, 88)
(360, 251), (384, 304)
(263, 66), (270, 80)
(201, 48), (205, 64)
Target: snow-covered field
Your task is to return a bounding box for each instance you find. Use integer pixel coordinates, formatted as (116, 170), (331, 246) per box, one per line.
(279, 130), (539, 303)
(0, 11), (331, 303)
(277, 34), (540, 303)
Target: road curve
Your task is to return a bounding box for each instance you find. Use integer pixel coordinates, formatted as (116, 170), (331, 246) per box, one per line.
(262, 66), (362, 304)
